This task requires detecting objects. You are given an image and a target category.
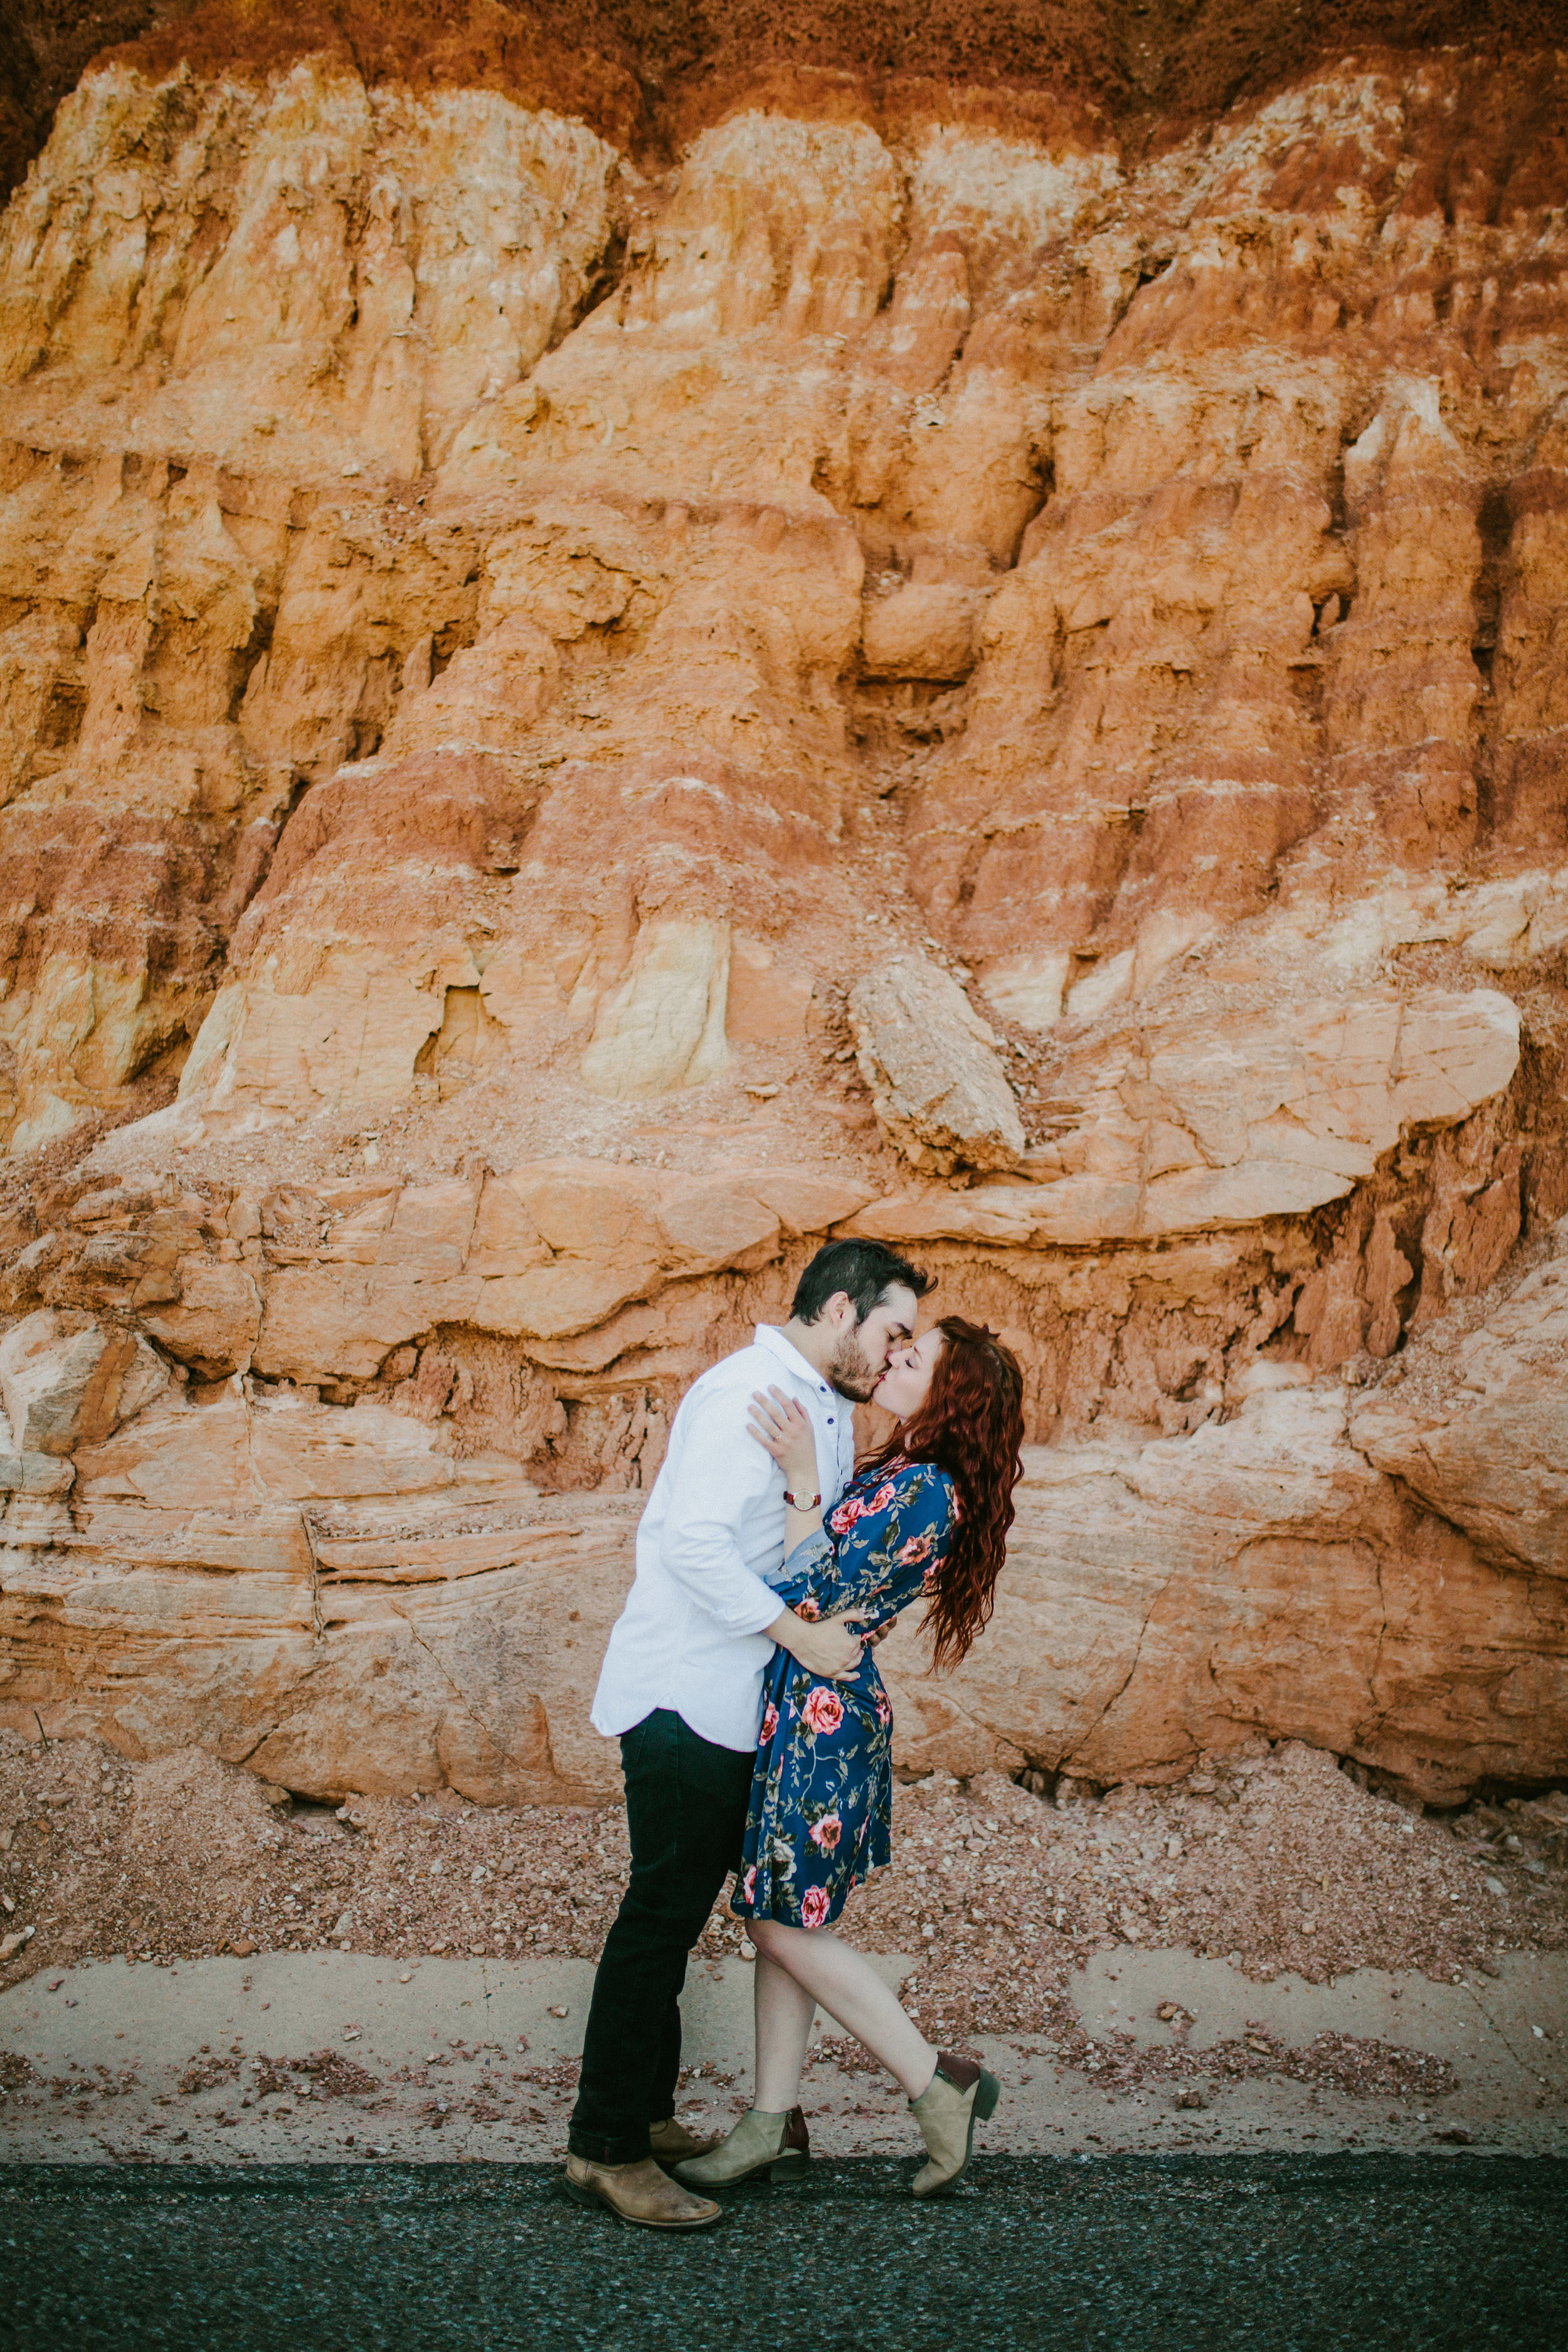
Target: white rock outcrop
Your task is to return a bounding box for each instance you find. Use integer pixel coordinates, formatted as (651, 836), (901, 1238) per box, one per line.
(1352, 1215), (1568, 1577)
(847, 985), (1522, 1246)
(0, 1311), (166, 1456)
(850, 957), (1026, 1173)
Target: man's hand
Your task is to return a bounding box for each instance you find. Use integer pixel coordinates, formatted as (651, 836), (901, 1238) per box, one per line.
(766, 1607), (866, 1681)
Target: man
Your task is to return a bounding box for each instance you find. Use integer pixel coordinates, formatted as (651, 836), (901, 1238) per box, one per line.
(563, 1237), (933, 2228)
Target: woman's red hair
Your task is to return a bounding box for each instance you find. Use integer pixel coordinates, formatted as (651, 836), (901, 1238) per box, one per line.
(867, 1316), (1025, 1670)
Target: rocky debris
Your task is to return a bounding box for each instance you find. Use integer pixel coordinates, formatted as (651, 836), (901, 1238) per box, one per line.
(1043, 2019), (1461, 2109)
(849, 958), (1025, 1175)
(275, 2050), (380, 2100)
(4, 1737), (1562, 2127)
(0, 1735), (632, 1983)
(844, 1759), (1568, 2049)
(177, 2053), (241, 2096)
(2, 2053), (142, 2129)
(1352, 1213), (1568, 1576)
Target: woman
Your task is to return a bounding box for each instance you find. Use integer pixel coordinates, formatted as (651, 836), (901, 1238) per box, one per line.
(675, 1315), (1025, 2201)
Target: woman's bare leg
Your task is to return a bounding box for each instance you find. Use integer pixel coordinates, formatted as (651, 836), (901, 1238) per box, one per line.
(748, 1918), (938, 2100)
(753, 1952), (817, 2111)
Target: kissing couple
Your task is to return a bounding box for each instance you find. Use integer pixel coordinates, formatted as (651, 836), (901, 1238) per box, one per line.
(562, 1237), (1025, 2228)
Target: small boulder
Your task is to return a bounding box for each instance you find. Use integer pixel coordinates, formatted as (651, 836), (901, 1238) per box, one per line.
(861, 584), (978, 680)
(849, 957), (1025, 1175)
(142, 1261), (262, 1377)
(0, 1308), (167, 1454)
(1350, 1211), (1568, 1575)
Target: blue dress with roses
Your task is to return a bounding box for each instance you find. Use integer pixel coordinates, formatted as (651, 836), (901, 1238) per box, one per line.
(731, 1456), (956, 1932)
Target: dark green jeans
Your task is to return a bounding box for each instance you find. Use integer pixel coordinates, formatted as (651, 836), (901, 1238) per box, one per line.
(568, 1708), (756, 2166)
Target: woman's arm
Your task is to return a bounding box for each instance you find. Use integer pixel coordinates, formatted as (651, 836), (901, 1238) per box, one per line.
(816, 1462), (956, 1626)
(749, 1385), (865, 1680)
(747, 1385), (827, 1552)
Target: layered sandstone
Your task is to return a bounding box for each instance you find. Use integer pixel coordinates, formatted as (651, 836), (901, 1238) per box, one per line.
(5, 1286), (1563, 1807)
(1, 4), (1566, 1804)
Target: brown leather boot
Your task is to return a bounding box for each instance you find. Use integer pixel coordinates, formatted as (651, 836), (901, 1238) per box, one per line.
(649, 2116), (721, 2164)
(561, 2153), (723, 2230)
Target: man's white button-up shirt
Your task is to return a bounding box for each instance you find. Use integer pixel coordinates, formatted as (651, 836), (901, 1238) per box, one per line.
(590, 1325), (859, 1754)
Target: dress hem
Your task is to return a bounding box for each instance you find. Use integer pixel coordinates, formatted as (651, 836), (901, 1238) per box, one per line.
(730, 1854), (886, 1930)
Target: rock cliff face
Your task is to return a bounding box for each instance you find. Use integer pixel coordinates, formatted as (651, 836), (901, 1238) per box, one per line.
(1, 1), (1565, 1803)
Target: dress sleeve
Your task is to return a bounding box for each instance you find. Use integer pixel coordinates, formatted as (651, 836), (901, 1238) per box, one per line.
(823, 1464), (956, 1613)
(781, 1528), (832, 1578)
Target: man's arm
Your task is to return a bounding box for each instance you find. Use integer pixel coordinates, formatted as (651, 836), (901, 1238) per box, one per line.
(659, 1387), (865, 1678)
(764, 1601), (866, 1681)
(657, 1387), (793, 1637)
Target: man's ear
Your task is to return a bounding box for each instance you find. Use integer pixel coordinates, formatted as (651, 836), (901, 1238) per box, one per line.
(824, 1290), (854, 1328)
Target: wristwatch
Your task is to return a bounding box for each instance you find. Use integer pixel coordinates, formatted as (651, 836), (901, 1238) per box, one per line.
(783, 1489), (822, 1510)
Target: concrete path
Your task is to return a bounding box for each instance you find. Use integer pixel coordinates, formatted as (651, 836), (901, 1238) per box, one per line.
(2, 1946), (1564, 2166)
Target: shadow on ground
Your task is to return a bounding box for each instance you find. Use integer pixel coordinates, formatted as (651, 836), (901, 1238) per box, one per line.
(3, 2155), (1566, 2350)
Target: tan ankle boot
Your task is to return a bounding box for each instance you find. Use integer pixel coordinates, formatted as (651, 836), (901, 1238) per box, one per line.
(909, 2052), (1000, 2198)
(649, 2116), (720, 2164)
(673, 2105), (810, 2188)
(561, 2153), (722, 2229)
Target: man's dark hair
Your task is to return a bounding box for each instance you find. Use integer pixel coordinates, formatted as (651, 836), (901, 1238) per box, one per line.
(790, 1239), (933, 1326)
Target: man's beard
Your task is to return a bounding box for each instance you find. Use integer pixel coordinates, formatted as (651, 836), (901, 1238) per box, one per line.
(827, 1325), (882, 1402)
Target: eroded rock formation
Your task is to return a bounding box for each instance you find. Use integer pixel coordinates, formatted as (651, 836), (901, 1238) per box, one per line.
(1, 1), (1565, 1803)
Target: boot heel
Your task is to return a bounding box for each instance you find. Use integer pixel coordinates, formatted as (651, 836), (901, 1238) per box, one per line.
(768, 2152), (809, 2183)
(973, 2069), (1001, 2123)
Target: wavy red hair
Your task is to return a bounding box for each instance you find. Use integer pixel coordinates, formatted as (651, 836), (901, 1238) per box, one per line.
(866, 1316), (1025, 1671)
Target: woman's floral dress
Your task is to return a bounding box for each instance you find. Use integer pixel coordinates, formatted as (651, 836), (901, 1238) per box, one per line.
(731, 1455), (956, 1932)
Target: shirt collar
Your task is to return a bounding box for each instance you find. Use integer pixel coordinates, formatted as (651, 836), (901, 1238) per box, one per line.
(754, 1323), (832, 1396)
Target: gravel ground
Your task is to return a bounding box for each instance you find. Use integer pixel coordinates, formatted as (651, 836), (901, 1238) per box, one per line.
(849, 1744), (1568, 2066)
(4, 2155), (1567, 2352)
(4, 1732), (1562, 1984)
(4, 1731), (1565, 2127)
(5, 1725), (1564, 2162)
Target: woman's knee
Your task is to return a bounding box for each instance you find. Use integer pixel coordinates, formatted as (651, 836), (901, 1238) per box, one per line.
(750, 1917), (829, 1968)
(747, 1918), (798, 1964)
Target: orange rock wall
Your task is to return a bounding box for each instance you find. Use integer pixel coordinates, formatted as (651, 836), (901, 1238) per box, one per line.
(0, 6), (1565, 1799)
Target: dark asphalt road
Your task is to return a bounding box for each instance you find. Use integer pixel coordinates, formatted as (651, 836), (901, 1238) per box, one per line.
(3, 2156), (1565, 2352)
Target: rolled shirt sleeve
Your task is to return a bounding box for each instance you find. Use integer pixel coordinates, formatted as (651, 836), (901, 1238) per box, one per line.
(657, 1389), (789, 1636)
